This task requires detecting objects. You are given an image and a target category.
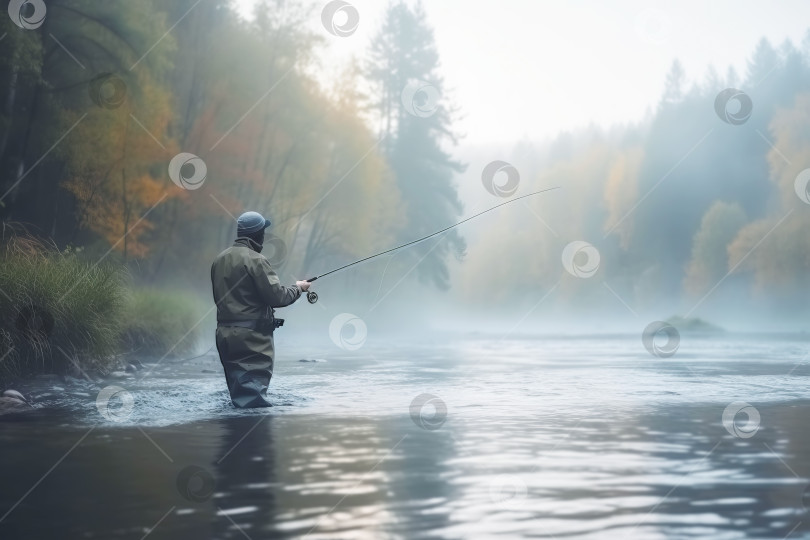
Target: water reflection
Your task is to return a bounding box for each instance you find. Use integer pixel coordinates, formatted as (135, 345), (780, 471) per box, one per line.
(3, 338), (810, 538)
(211, 415), (276, 538)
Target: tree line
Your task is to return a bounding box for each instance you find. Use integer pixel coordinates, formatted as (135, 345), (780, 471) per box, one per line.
(0, 0), (463, 299)
(453, 35), (810, 321)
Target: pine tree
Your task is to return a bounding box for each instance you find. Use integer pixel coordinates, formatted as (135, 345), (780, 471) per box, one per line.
(662, 59), (685, 104)
(365, 1), (466, 290)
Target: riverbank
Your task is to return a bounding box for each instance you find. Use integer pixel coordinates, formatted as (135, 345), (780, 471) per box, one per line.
(0, 234), (207, 388)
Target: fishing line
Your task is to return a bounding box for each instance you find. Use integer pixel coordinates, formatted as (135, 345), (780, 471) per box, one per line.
(303, 186), (560, 303)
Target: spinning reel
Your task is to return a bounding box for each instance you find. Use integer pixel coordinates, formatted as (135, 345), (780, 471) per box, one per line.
(304, 276), (319, 304)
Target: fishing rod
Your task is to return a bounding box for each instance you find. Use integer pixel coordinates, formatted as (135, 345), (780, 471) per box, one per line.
(302, 186), (560, 304)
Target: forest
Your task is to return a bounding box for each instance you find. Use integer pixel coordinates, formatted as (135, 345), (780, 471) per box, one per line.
(2, 0), (810, 378)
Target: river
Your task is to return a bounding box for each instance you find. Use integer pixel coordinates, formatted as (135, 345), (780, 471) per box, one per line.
(2, 333), (810, 539)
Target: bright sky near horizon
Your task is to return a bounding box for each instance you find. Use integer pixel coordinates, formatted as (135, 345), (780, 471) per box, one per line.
(232, 0), (810, 145)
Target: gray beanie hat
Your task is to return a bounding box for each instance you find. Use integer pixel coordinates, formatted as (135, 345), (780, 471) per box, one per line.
(237, 211), (271, 235)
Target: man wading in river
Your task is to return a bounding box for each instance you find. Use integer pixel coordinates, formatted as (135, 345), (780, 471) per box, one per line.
(211, 211), (311, 408)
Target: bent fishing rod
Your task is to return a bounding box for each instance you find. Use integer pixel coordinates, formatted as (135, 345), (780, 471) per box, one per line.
(302, 186), (560, 304)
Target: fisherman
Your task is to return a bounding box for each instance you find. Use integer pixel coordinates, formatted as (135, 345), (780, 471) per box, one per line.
(211, 211), (311, 408)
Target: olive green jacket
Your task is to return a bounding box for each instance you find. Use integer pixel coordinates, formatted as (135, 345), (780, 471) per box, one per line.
(211, 237), (302, 322)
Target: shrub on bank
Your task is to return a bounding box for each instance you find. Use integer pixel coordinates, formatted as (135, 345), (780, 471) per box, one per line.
(0, 236), (127, 381)
(0, 232), (209, 384)
(118, 288), (208, 358)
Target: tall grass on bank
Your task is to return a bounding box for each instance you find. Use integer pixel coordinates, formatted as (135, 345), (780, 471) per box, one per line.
(0, 234), (127, 381)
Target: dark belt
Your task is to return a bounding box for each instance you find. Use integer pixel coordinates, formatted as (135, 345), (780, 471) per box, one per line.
(217, 319), (260, 329)
(217, 318), (284, 330)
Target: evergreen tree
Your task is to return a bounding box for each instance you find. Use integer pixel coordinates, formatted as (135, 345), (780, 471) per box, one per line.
(365, 0), (466, 290)
(662, 59), (685, 104)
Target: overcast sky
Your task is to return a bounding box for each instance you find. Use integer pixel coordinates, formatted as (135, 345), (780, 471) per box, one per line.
(233, 0), (810, 145)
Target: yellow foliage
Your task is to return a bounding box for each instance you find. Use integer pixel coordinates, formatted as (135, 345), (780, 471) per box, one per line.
(60, 72), (179, 260)
(726, 92), (810, 289)
(602, 146), (644, 249)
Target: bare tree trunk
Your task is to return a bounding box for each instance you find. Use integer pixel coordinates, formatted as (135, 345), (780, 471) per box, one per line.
(121, 113), (131, 263)
(0, 68), (18, 163)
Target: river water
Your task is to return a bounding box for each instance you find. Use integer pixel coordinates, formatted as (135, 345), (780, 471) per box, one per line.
(2, 333), (810, 539)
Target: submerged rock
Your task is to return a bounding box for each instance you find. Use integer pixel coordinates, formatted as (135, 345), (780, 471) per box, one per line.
(0, 397), (28, 411)
(0, 389), (33, 414)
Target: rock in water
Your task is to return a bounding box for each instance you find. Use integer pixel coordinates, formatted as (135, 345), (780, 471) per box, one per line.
(2, 389), (28, 402)
(0, 390), (32, 414)
(0, 397), (27, 410)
